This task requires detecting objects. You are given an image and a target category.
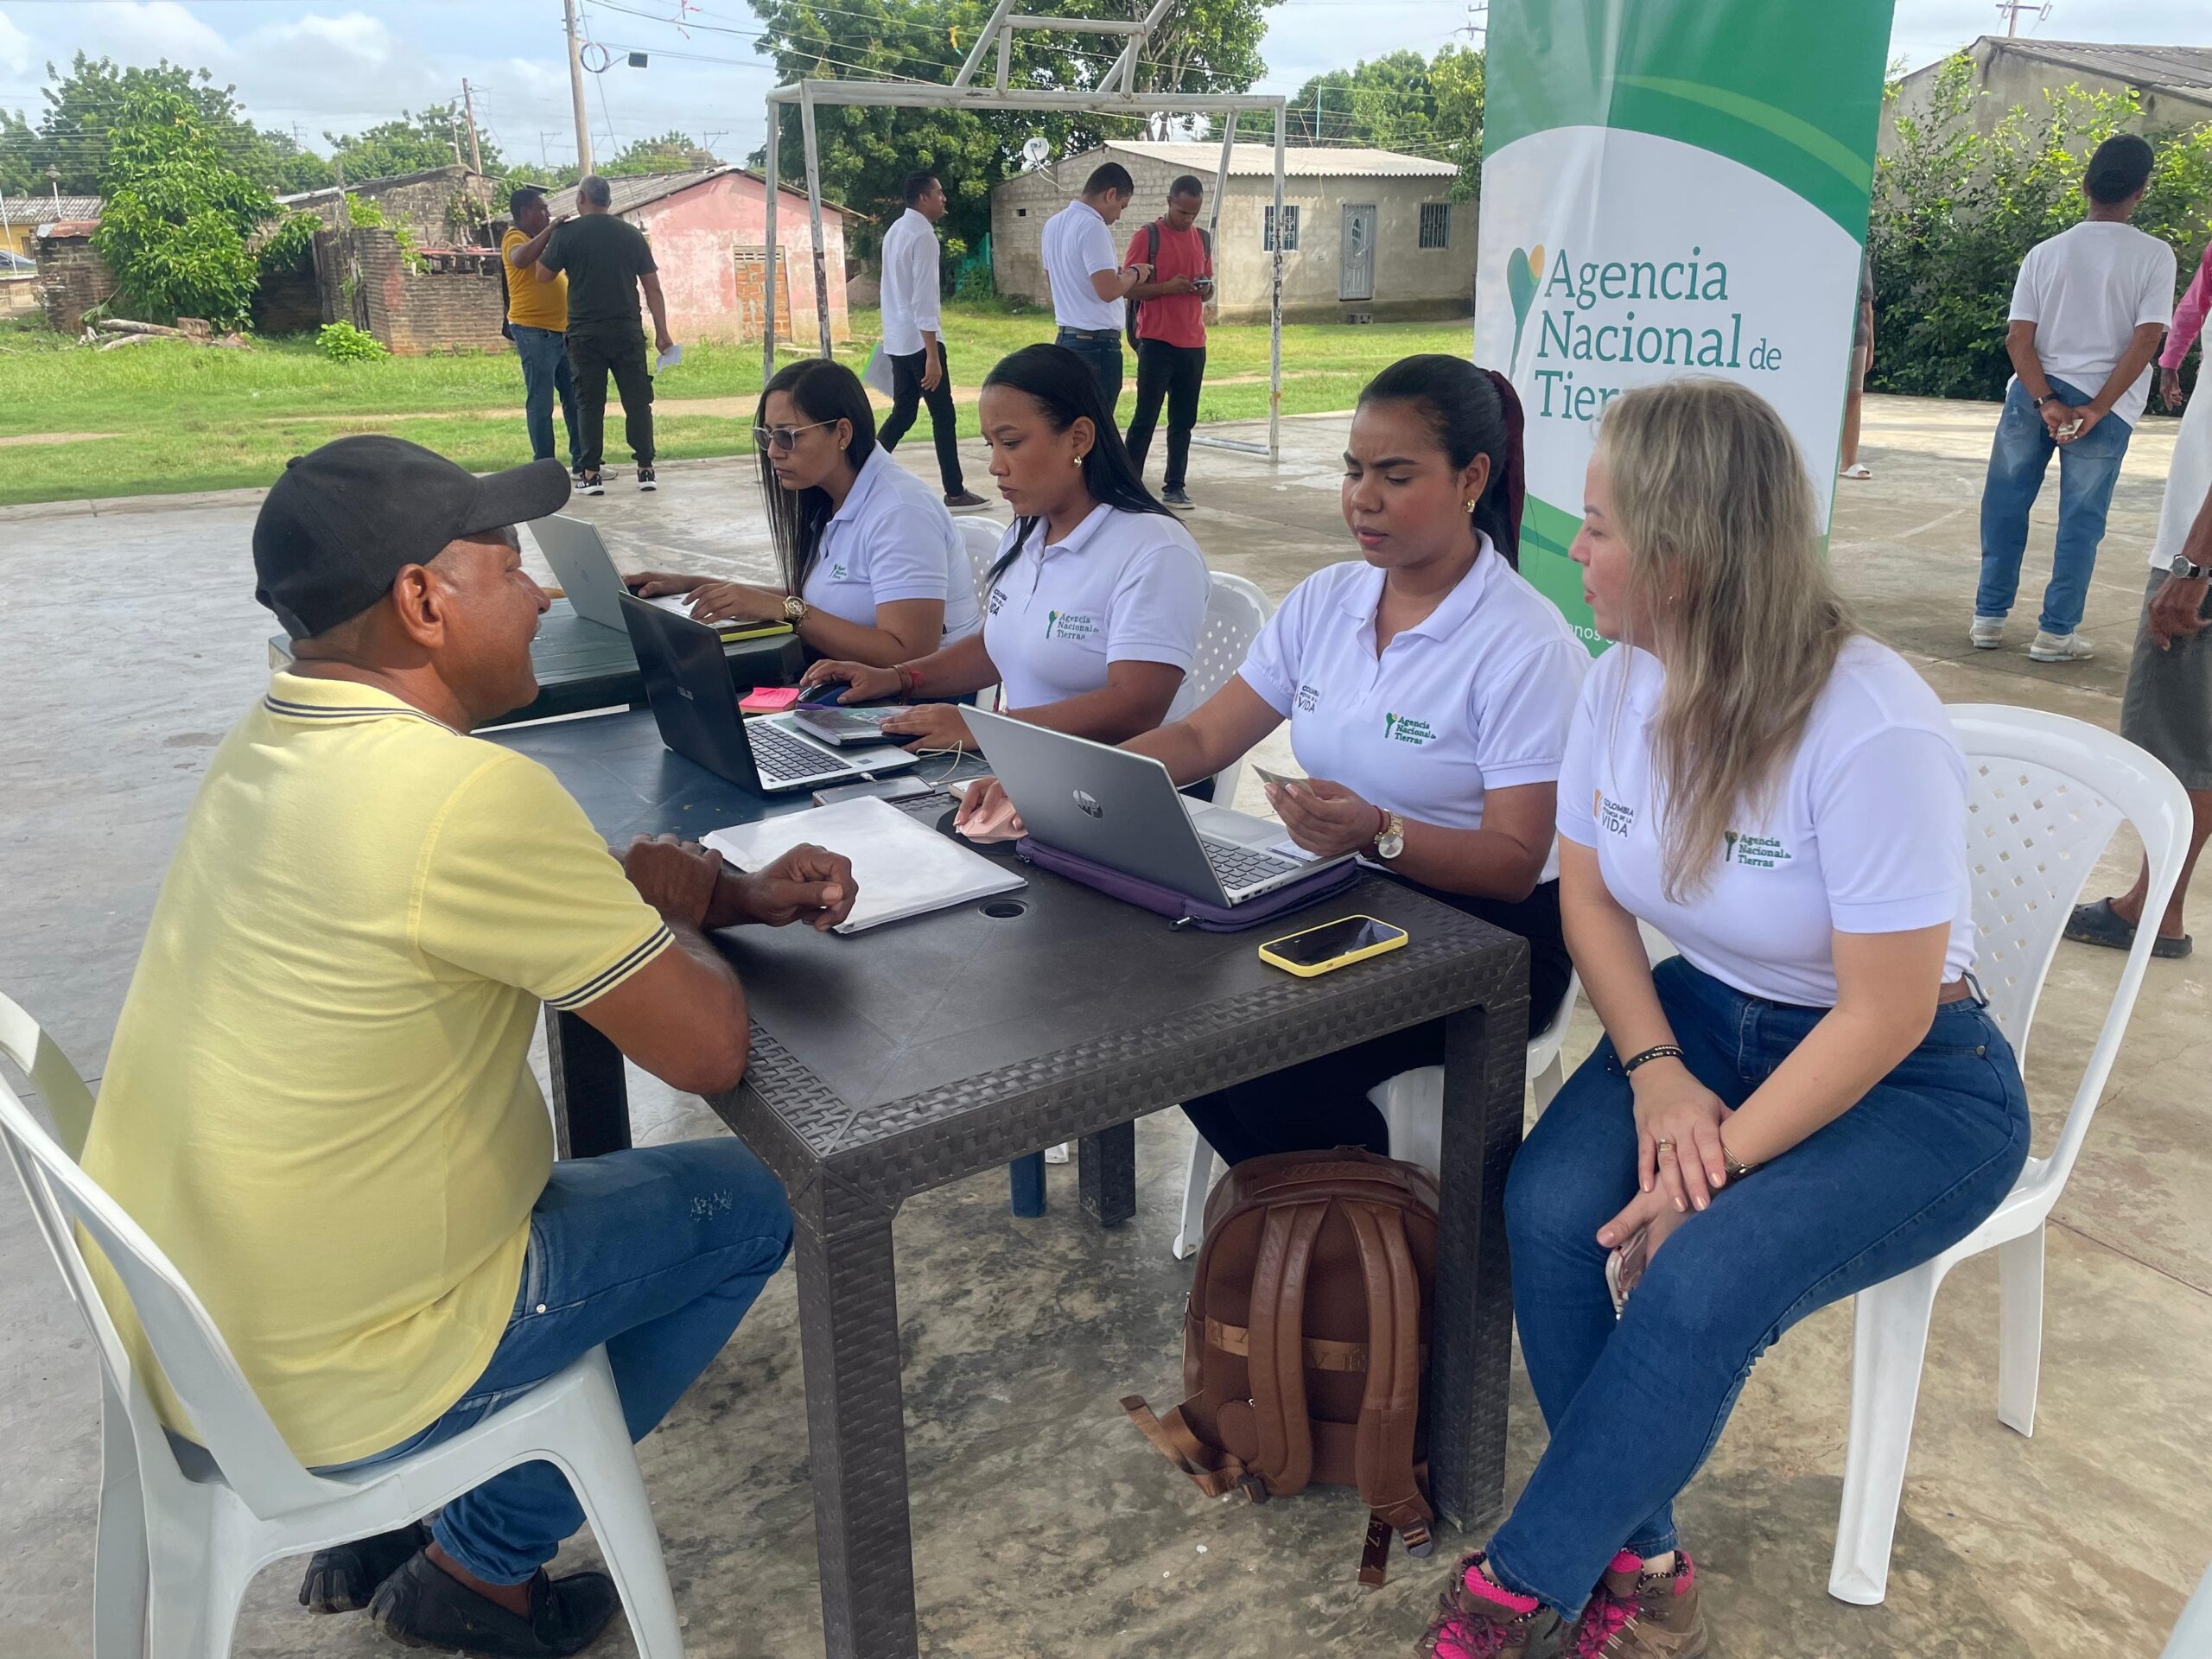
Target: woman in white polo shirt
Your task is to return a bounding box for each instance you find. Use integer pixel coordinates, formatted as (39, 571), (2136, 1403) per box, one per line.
(1418, 379), (2030, 1659)
(798, 342), (1209, 750)
(1065, 355), (1585, 1166)
(626, 359), (978, 665)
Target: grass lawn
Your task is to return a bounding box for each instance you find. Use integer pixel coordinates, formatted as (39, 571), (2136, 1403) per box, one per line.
(0, 304), (1470, 507)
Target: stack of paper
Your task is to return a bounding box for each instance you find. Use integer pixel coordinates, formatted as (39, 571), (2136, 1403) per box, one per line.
(704, 795), (1024, 934)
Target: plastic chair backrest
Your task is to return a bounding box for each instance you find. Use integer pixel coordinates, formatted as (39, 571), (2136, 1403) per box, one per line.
(1949, 703), (2190, 1194)
(1166, 571), (1273, 722)
(0, 996), (337, 1516)
(959, 518), (1010, 607)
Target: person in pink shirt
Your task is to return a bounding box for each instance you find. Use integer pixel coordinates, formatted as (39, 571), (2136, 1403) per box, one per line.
(2161, 238), (2212, 413)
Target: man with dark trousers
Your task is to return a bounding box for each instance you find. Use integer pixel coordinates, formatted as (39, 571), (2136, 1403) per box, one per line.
(537, 175), (676, 496)
(876, 169), (988, 511)
(1122, 175), (1213, 509)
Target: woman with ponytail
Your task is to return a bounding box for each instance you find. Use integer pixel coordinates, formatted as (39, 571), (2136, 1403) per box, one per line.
(1009, 353), (1586, 1166)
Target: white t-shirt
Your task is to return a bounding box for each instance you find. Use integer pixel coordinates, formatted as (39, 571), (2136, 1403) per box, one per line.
(803, 446), (981, 645)
(1040, 200), (1123, 332)
(1237, 544), (1589, 881)
(877, 207), (941, 358)
(2150, 366), (2212, 569)
(982, 504), (1209, 711)
(2009, 220), (2177, 428)
(1557, 636), (1975, 1007)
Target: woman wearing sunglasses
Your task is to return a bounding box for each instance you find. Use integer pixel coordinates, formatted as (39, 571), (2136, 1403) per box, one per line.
(625, 358), (978, 667)
(798, 341), (1209, 753)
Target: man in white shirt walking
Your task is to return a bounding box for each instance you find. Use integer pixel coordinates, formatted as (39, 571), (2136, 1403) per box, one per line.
(1039, 161), (1151, 410)
(1974, 134), (2176, 663)
(877, 170), (987, 511)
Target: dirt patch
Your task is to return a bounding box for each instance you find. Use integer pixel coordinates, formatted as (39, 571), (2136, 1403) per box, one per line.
(0, 430), (120, 447)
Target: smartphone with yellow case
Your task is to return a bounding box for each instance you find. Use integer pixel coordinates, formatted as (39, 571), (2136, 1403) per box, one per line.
(1255, 914), (1409, 978)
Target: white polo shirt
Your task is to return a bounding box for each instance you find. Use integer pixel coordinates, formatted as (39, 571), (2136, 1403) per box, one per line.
(877, 207), (941, 358)
(982, 504), (1209, 711)
(1040, 199), (1123, 332)
(804, 445), (981, 645)
(1558, 635), (1975, 1007)
(1237, 543), (1589, 880)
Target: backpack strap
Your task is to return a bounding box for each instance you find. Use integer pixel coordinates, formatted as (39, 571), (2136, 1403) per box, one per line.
(1245, 1198), (1326, 1497)
(1343, 1198), (1434, 1580)
(1121, 1395), (1244, 1498)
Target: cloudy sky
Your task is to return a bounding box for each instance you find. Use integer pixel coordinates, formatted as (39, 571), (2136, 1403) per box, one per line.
(0, 0), (2208, 171)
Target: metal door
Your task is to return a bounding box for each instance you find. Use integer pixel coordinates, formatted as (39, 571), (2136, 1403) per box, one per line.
(1339, 203), (1376, 301)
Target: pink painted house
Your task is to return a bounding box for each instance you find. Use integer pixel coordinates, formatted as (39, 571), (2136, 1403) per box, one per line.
(543, 167), (854, 347)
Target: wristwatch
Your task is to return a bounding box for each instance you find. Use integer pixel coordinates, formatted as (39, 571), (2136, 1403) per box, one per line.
(1373, 809), (1406, 861)
(782, 594), (810, 625)
(2031, 391), (2056, 408)
(2168, 555), (2210, 581)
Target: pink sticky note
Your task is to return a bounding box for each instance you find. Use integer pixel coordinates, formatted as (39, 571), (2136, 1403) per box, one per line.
(739, 686), (802, 714)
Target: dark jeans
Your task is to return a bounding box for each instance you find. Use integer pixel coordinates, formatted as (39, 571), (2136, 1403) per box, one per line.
(1126, 340), (1206, 488)
(512, 325), (580, 468)
(567, 324), (656, 473)
(1181, 880), (1572, 1166)
(1486, 957), (2029, 1617)
(879, 343), (966, 493)
(317, 1138), (791, 1584)
(1057, 328), (1123, 410)
(1975, 374), (2133, 636)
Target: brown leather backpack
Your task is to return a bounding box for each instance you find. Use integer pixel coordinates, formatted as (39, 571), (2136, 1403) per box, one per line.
(1122, 1147), (1440, 1585)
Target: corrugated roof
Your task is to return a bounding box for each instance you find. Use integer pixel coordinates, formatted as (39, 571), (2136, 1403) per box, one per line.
(1099, 141), (1459, 179)
(538, 166), (852, 222)
(1989, 38), (2212, 98)
(0, 194), (101, 222)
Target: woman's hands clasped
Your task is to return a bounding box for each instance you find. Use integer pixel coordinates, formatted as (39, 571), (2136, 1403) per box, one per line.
(1629, 1058), (1734, 1213)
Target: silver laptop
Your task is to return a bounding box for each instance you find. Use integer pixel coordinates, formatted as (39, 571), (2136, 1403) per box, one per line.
(620, 594), (917, 793)
(965, 708), (1351, 905)
(531, 513), (729, 634)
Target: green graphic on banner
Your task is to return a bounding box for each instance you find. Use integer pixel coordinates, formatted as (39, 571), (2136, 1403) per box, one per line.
(1477, 0), (1894, 650)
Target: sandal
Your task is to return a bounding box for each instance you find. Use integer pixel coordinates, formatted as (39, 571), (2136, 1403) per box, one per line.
(2064, 898), (2191, 960)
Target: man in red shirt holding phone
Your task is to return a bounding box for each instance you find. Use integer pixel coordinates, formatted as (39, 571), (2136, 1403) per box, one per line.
(1122, 175), (1214, 509)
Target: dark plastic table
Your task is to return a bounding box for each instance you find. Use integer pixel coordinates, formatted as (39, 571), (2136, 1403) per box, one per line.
(269, 599), (804, 728)
(496, 709), (1530, 1659)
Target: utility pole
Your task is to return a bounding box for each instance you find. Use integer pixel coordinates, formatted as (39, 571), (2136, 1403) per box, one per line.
(462, 79), (484, 173)
(1996, 0), (2050, 36)
(564, 0), (595, 175)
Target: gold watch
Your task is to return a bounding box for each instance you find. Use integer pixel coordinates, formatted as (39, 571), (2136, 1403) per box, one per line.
(1373, 810), (1406, 861)
(782, 594), (810, 625)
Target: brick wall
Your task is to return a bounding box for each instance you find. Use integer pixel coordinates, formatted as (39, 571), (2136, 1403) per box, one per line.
(32, 233), (118, 333)
(732, 246), (794, 341)
(252, 262), (322, 334)
(355, 231), (507, 353)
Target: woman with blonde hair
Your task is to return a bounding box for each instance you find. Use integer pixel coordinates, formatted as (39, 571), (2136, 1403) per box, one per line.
(1419, 379), (2029, 1659)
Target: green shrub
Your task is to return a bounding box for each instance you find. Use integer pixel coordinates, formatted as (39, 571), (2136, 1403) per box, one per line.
(317, 321), (388, 362)
(93, 86), (276, 328)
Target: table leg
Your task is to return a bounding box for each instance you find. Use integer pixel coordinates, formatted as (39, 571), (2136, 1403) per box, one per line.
(1427, 997), (1527, 1531)
(793, 1210), (920, 1659)
(1077, 1119), (1136, 1228)
(545, 1007), (632, 1160)
(1007, 1152), (1046, 1217)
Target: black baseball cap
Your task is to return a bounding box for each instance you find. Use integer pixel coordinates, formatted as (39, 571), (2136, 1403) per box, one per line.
(253, 435), (571, 639)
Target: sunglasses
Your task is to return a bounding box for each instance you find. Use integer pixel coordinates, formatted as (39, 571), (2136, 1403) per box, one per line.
(753, 418), (840, 452)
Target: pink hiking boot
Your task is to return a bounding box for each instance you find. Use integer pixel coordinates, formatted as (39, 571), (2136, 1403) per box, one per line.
(1565, 1549), (1707, 1658)
(1415, 1551), (1541, 1659)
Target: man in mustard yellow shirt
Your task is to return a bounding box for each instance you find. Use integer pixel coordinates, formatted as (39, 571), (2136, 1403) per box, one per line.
(503, 187), (582, 475)
(81, 435), (855, 1657)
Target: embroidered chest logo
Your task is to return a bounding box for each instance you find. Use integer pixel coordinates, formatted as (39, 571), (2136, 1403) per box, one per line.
(830, 562), (849, 581)
(1595, 791), (1635, 836)
(1382, 711), (1435, 747)
(1046, 608), (1102, 643)
(1723, 830), (1792, 868)
(988, 586), (1008, 616)
(1295, 683), (1321, 713)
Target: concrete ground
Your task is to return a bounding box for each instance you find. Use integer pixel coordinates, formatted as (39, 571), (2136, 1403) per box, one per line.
(2, 393), (2208, 1658)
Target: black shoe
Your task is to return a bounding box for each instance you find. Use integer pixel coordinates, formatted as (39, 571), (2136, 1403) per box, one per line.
(367, 1551), (620, 1657)
(2064, 896), (2192, 958)
(1161, 486), (1193, 508)
(578, 472), (604, 497)
(636, 466), (657, 492)
(299, 1521), (431, 1614)
(944, 489), (988, 511)
(569, 463), (587, 481)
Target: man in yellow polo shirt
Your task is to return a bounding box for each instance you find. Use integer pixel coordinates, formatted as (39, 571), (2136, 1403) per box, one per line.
(80, 435), (855, 1657)
(503, 187), (582, 475)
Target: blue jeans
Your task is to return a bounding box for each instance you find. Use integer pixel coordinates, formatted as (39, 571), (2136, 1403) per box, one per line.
(514, 324), (581, 468)
(1484, 957), (2029, 1617)
(319, 1138), (791, 1584)
(1975, 374), (2133, 636)
(1056, 328), (1124, 410)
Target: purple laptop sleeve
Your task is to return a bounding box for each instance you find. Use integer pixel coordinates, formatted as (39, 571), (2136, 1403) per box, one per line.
(1014, 836), (1359, 932)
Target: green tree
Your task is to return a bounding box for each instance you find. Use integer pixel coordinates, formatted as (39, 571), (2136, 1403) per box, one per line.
(1870, 53), (2212, 403)
(603, 130), (721, 177)
(326, 103), (501, 183)
(749, 0), (1282, 258)
(1233, 44), (1482, 197)
(93, 86), (277, 327)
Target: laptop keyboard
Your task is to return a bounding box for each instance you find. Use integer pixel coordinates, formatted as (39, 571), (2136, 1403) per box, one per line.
(748, 721), (843, 783)
(1201, 836), (1303, 893)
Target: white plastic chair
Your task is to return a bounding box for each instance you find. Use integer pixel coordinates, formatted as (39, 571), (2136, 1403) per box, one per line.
(958, 517), (1008, 712)
(1167, 571), (1274, 804)
(2161, 1559), (2212, 1659)
(1172, 972), (1581, 1260)
(0, 994), (686, 1659)
(1828, 705), (2190, 1605)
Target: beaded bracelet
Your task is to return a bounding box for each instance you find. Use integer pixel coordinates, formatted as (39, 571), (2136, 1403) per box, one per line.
(1621, 1043), (1685, 1076)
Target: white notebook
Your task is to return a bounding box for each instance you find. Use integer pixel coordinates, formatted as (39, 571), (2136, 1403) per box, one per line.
(703, 795), (1025, 935)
